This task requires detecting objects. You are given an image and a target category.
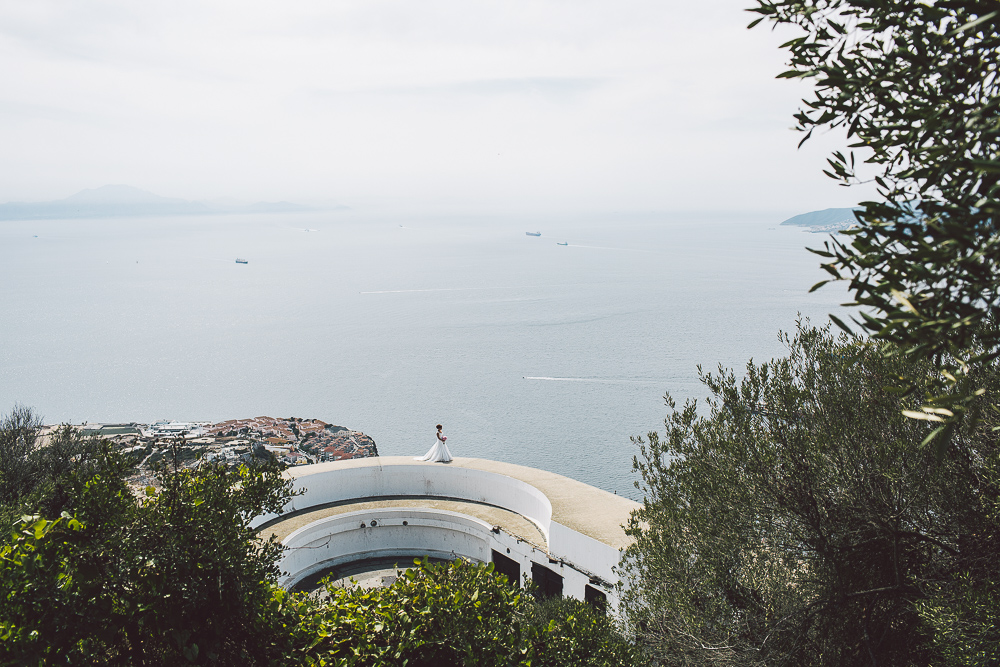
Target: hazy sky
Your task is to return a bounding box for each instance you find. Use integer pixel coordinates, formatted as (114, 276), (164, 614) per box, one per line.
(0, 1), (874, 213)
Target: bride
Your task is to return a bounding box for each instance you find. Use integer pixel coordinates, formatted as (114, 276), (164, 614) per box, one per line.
(415, 424), (452, 463)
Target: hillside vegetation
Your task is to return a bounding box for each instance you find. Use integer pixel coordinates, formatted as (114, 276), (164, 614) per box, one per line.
(622, 323), (1000, 665)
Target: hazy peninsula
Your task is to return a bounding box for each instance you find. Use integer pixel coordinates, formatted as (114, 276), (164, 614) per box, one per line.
(780, 206), (860, 233)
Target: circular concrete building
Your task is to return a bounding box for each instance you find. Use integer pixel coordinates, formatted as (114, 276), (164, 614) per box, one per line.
(254, 457), (640, 611)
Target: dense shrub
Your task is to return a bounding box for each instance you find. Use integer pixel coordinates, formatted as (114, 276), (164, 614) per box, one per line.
(280, 558), (638, 667)
(622, 323), (1000, 666)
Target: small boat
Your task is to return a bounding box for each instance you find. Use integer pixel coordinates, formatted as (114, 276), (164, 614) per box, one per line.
(526, 231), (541, 237)
(235, 258), (249, 264)
(557, 242), (568, 246)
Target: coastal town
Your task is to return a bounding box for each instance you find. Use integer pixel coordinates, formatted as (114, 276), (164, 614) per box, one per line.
(58, 416), (378, 485)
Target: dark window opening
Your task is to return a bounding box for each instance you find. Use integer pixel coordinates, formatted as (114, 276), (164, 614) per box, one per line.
(585, 584), (607, 614)
(531, 562), (563, 598)
(491, 549), (520, 587)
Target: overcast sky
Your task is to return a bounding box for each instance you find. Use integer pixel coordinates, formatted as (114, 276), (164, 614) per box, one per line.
(0, 0), (875, 214)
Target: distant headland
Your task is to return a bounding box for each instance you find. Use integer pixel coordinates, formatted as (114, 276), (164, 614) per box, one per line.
(0, 184), (348, 221)
(780, 206), (860, 233)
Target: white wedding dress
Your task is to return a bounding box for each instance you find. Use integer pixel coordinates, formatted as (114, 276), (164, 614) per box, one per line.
(415, 435), (452, 463)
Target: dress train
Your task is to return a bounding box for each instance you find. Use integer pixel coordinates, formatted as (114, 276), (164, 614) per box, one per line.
(415, 438), (452, 463)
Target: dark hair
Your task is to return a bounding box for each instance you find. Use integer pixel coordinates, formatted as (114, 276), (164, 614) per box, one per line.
(436, 424), (443, 430)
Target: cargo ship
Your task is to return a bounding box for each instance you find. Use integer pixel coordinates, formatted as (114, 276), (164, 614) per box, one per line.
(525, 231), (541, 237)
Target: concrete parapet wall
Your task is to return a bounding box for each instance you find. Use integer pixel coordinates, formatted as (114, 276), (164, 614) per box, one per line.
(257, 457), (640, 611)
(280, 508), (494, 587)
(253, 460), (554, 542)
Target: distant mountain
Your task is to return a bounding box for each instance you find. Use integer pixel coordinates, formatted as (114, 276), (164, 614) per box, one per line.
(0, 185), (210, 220)
(64, 184), (196, 206)
(0, 185), (323, 220)
(780, 207), (860, 233)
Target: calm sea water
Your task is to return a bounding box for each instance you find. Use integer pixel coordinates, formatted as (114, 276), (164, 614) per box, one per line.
(0, 210), (848, 500)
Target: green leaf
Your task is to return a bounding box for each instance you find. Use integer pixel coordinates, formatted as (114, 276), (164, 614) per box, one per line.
(948, 10), (998, 35)
(828, 313), (854, 335)
(902, 410), (945, 423)
(809, 280), (831, 293)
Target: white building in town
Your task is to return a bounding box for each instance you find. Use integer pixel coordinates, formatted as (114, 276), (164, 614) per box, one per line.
(253, 457), (640, 612)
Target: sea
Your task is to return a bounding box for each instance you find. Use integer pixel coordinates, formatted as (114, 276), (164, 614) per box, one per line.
(0, 210), (850, 501)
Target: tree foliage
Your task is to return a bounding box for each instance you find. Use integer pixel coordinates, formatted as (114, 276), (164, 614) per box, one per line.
(0, 412), (297, 666)
(284, 558), (524, 667)
(0, 406), (111, 524)
(519, 592), (638, 667)
(749, 0), (1000, 417)
(0, 405), (42, 508)
(279, 558), (638, 667)
(621, 324), (1000, 666)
